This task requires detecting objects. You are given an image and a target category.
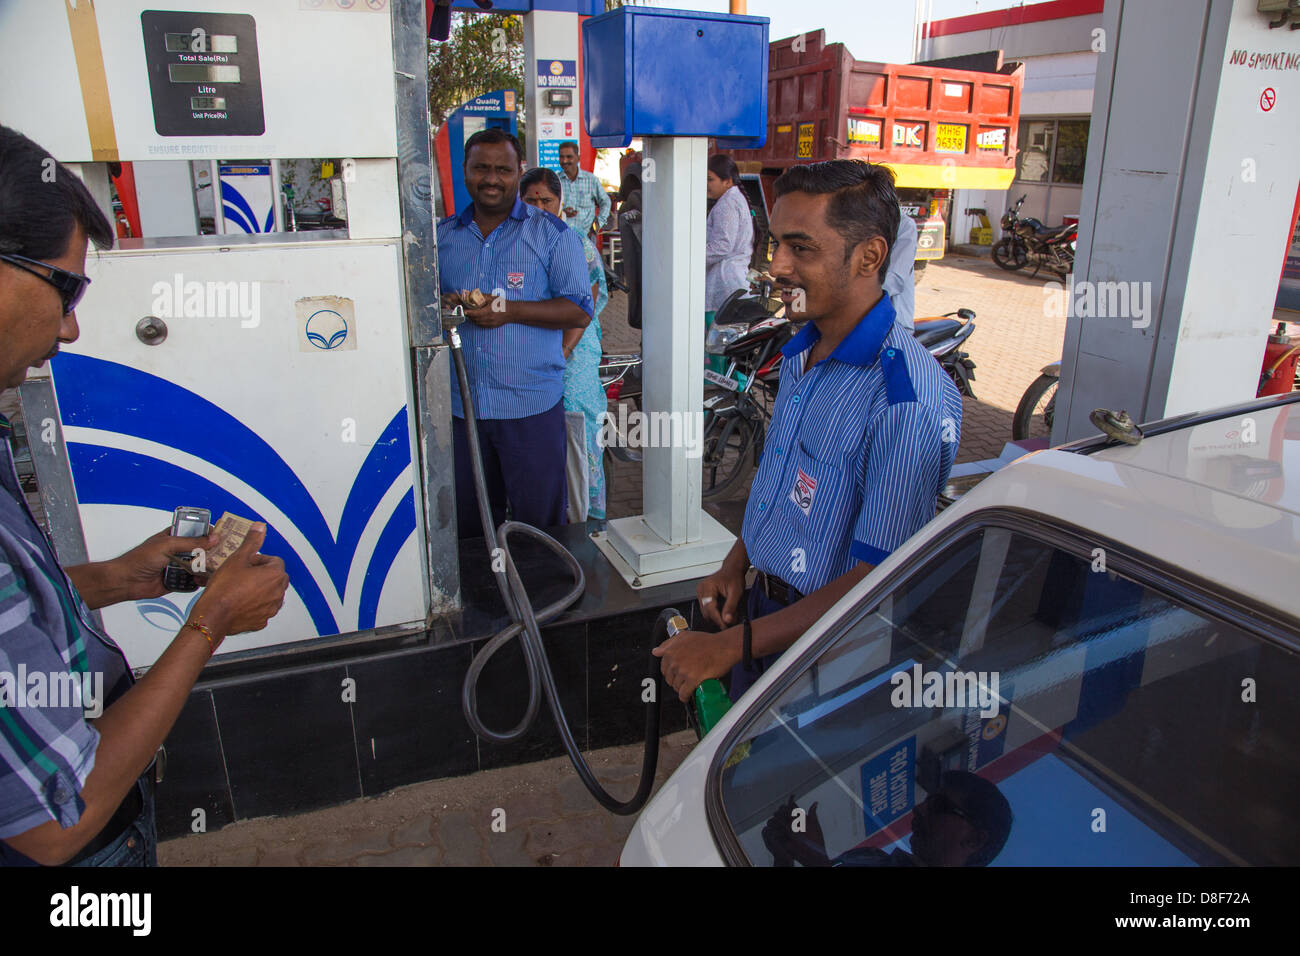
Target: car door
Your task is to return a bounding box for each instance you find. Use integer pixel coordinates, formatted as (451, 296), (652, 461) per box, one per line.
(705, 513), (1300, 866)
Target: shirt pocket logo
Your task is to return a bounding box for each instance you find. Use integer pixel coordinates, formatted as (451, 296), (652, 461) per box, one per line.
(507, 272), (525, 290)
(789, 467), (819, 515)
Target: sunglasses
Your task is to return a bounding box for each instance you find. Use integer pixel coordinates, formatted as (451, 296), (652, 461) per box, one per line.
(0, 253), (92, 315)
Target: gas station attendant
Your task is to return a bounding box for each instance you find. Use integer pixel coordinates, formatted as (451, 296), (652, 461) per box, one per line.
(655, 160), (964, 702)
(438, 129), (594, 536)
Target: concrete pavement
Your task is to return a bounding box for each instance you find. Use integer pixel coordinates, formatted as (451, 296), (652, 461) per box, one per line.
(159, 731), (699, 866)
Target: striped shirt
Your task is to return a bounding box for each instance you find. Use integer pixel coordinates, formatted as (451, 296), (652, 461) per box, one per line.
(559, 167), (611, 239)
(741, 293), (963, 595)
(0, 415), (132, 849)
(438, 197), (594, 420)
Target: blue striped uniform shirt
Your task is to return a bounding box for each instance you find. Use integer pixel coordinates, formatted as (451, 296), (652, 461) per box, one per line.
(741, 293), (963, 595)
(0, 417), (132, 849)
(438, 197), (594, 420)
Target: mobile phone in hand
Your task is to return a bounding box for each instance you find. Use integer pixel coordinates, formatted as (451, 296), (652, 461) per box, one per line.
(163, 506), (210, 592)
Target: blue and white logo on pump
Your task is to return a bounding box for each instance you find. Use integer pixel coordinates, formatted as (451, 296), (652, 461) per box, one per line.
(305, 309), (348, 350)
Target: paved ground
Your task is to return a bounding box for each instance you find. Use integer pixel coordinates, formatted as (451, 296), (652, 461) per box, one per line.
(158, 731), (699, 866)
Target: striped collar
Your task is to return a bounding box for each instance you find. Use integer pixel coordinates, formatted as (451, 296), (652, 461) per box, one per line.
(781, 292), (896, 368)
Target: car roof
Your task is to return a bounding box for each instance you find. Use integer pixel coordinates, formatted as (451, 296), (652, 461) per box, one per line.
(959, 394), (1300, 624)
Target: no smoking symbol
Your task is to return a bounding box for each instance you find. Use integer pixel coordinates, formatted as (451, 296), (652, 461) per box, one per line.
(1261, 87), (1276, 111)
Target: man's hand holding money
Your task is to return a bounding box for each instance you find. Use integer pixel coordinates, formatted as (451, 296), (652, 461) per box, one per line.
(188, 523), (290, 649)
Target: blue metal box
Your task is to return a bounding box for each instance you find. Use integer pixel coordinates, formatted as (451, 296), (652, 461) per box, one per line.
(583, 6), (768, 148)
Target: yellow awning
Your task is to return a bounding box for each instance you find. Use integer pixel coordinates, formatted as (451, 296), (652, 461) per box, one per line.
(882, 163), (1016, 190)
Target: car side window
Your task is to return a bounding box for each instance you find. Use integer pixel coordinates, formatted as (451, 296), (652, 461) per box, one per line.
(714, 525), (1300, 866)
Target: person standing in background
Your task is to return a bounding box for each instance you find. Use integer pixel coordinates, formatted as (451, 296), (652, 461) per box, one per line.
(886, 213), (918, 330)
(438, 129), (593, 536)
(520, 167), (608, 522)
(705, 154), (755, 369)
(558, 141), (611, 241)
(617, 171), (643, 331)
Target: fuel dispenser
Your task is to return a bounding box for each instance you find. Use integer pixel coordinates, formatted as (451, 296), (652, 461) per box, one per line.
(0, 0), (450, 667)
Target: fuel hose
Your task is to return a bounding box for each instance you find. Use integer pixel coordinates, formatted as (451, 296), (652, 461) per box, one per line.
(446, 308), (674, 815)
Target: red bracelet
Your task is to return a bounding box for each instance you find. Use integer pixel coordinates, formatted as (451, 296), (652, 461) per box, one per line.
(183, 618), (215, 654)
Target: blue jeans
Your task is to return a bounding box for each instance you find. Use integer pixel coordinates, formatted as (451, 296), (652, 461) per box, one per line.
(68, 775), (157, 868)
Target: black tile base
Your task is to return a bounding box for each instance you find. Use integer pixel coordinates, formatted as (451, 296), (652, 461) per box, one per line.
(154, 517), (710, 839)
(156, 691), (234, 838)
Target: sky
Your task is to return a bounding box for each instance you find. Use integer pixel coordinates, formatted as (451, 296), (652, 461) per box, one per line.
(656, 0), (1051, 64)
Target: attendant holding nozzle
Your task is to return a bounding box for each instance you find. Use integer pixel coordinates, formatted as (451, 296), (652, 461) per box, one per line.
(655, 161), (963, 705)
(0, 125), (291, 866)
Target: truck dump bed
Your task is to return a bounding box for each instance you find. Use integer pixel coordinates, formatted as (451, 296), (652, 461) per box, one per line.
(732, 30), (1023, 191)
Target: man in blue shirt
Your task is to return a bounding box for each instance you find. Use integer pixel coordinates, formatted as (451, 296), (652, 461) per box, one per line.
(655, 160), (963, 701)
(438, 130), (594, 535)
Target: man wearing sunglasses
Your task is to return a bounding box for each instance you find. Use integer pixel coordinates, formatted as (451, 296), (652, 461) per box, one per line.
(0, 125), (291, 867)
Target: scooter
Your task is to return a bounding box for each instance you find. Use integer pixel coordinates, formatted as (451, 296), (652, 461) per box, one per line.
(992, 194), (1077, 277)
(915, 309), (978, 398)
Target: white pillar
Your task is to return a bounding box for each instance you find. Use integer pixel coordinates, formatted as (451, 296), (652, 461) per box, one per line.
(596, 136), (735, 588)
(643, 137), (707, 544)
(523, 9), (580, 171)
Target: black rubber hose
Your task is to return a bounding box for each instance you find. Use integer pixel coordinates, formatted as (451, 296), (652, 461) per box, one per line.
(448, 316), (672, 815)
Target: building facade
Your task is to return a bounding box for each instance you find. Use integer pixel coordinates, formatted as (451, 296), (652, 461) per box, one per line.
(923, 0), (1104, 248)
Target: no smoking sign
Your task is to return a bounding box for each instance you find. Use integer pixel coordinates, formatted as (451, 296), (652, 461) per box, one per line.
(1260, 87), (1276, 112)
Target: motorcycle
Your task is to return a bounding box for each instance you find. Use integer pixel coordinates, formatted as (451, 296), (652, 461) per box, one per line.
(699, 289), (797, 500)
(915, 309), (978, 399)
(992, 194), (1077, 277)
(1012, 360), (1060, 442)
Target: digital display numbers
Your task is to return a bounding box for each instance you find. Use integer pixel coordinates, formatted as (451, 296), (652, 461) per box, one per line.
(164, 32), (237, 53)
(144, 10), (263, 136)
(169, 64), (241, 84)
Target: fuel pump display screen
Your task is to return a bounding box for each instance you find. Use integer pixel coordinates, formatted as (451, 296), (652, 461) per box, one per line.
(142, 11), (264, 136)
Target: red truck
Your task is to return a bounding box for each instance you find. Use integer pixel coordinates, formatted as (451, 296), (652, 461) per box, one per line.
(731, 31), (1024, 267)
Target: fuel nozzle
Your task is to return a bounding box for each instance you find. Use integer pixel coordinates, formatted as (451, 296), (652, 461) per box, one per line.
(445, 304), (466, 348)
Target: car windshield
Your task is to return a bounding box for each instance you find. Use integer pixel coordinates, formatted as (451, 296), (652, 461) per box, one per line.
(715, 524), (1300, 866)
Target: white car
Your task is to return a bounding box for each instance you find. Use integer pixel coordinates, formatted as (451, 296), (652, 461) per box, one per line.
(623, 394), (1300, 866)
